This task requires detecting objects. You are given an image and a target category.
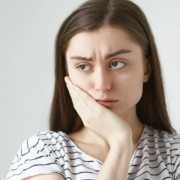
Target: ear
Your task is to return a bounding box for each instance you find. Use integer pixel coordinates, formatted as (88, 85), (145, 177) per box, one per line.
(143, 56), (152, 83)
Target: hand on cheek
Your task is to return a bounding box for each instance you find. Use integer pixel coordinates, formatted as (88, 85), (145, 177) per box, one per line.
(64, 76), (133, 147)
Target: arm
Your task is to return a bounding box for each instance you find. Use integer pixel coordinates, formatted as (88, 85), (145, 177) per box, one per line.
(96, 137), (133, 180)
(65, 77), (133, 179)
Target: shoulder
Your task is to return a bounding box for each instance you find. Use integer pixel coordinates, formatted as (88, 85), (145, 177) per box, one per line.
(145, 125), (180, 179)
(15, 130), (68, 160)
(145, 125), (180, 145)
(6, 130), (67, 180)
(145, 125), (180, 151)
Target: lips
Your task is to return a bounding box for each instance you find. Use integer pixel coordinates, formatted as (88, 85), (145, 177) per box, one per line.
(96, 100), (118, 107)
(96, 98), (117, 102)
(98, 100), (116, 102)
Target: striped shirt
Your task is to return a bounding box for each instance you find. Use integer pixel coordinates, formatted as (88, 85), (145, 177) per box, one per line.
(5, 124), (180, 180)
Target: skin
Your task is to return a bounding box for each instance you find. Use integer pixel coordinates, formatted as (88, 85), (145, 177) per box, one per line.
(65, 26), (151, 150)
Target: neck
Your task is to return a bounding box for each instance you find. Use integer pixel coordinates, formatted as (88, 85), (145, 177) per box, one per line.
(72, 117), (145, 149)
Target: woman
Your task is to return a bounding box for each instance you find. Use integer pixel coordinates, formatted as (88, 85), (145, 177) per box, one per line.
(6, 0), (180, 180)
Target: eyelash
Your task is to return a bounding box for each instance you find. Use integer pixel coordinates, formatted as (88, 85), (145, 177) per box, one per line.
(76, 61), (126, 72)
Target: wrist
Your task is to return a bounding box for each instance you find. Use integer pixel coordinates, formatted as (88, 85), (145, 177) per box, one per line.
(108, 135), (133, 153)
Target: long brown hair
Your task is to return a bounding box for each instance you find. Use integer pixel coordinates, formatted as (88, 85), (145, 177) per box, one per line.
(49, 0), (178, 135)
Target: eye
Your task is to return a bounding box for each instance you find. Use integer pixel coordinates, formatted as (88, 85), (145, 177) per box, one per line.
(76, 64), (91, 71)
(76, 61), (125, 72)
(110, 61), (125, 69)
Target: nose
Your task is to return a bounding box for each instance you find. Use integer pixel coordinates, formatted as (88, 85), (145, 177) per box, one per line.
(94, 67), (111, 92)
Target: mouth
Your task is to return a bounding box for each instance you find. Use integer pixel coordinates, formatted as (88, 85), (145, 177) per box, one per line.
(96, 100), (118, 107)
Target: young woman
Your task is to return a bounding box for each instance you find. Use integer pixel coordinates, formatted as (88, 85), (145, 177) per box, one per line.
(6, 0), (180, 180)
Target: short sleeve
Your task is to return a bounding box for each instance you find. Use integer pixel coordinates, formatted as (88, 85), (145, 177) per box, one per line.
(5, 134), (66, 180)
(172, 136), (180, 180)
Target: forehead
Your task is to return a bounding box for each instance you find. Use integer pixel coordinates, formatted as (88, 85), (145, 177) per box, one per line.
(65, 26), (142, 58)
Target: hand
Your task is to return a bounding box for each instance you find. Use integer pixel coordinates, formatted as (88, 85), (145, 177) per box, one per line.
(64, 76), (133, 147)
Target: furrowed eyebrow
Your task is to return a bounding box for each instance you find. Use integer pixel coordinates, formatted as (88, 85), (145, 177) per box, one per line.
(70, 49), (132, 61)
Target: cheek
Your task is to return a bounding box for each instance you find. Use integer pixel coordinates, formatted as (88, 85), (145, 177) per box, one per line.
(68, 66), (79, 84)
(68, 67), (92, 88)
(117, 72), (144, 104)
(69, 73), (90, 90)
(129, 78), (143, 104)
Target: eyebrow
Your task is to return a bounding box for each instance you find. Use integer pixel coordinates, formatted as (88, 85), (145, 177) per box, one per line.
(70, 49), (132, 61)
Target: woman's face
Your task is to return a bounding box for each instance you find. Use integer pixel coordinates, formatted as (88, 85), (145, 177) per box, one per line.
(65, 26), (151, 118)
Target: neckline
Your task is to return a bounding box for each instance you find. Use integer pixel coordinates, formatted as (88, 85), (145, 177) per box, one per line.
(63, 132), (104, 165)
(63, 124), (147, 166)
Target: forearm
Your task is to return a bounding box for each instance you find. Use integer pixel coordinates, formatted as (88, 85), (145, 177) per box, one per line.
(96, 139), (133, 180)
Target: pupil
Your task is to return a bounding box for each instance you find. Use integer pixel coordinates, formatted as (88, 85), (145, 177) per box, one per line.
(112, 62), (117, 67)
(81, 65), (85, 70)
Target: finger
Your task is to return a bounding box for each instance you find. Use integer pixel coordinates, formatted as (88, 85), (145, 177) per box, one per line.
(65, 76), (106, 129)
(74, 84), (102, 112)
(65, 80), (87, 123)
(65, 76), (97, 113)
(65, 77), (96, 125)
(65, 76), (101, 112)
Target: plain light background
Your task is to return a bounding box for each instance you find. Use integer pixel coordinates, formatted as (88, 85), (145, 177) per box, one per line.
(1, 0), (180, 179)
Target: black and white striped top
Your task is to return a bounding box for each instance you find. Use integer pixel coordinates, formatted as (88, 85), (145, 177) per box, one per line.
(5, 125), (180, 180)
